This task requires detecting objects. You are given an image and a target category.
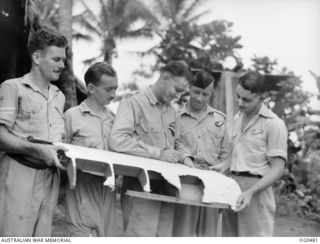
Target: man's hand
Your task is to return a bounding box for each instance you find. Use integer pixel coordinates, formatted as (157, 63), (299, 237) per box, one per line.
(183, 157), (194, 167)
(235, 190), (254, 212)
(36, 144), (68, 170)
(159, 149), (182, 163)
(209, 163), (225, 173)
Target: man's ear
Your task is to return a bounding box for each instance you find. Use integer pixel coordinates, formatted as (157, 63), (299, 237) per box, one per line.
(87, 83), (95, 95)
(260, 92), (268, 101)
(31, 50), (41, 65)
(161, 72), (171, 81)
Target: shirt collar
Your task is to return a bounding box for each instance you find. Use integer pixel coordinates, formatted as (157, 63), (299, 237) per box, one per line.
(144, 87), (159, 106)
(79, 100), (92, 114)
(79, 99), (110, 118)
(235, 102), (275, 120)
(180, 103), (215, 119)
(22, 73), (60, 94)
(258, 103), (275, 118)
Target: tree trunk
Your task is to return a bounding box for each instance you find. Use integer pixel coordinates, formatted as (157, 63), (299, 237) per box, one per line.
(58, 0), (77, 110)
(0, 0), (30, 84)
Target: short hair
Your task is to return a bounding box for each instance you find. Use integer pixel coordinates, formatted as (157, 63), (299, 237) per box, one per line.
(239, 71), (267, 94)
(190, 69), (214, 89)
(160, 60), (193, 82)
(27, 29), (68, 55)
(84, 62), (117, 86)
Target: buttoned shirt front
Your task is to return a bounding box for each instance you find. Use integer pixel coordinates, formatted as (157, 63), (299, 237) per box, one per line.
(179, 104), (231, 166)
(64, 100), (114, 151)
(0, 73), (65, 142)
(110, 87), (190, 159)
(230, 103), (288, 176)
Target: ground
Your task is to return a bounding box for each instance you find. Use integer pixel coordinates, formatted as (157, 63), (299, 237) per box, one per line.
(52, 193), (320, 237)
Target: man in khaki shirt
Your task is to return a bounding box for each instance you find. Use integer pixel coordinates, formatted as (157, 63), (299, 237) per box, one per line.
(172, 70), (231, 236)
(216, 72), (287, 236)
(64, 62), (118, 236)
(0, 29), (68, 236)
(110, 61), (194, 236)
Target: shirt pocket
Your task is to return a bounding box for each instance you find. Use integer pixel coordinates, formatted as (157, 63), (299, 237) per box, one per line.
(72, 136), (103, 149)
(245, 133), (266, 148)
(18, 100), (43, 129)
(243, 133), (267, 162)
(139, 118), (162, 133)
(207, 127), (224, 152)
(137, 118), (163, 146)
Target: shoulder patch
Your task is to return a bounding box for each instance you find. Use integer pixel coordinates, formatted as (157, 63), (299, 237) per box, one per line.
(251, 129), (263, 135)
(169, 121), (176, 137)
(215, 121), (225, 127)
(211, 108), (226, 119)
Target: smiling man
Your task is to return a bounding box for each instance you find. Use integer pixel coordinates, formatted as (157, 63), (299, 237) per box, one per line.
(110, 60), (194, 236)
(0, 29), (68, 236)
(172, 70), (231, 236)
(64, 62), (118, 237)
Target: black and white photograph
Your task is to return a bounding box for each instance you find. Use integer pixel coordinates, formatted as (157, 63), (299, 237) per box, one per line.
(0, 0), (319, 241)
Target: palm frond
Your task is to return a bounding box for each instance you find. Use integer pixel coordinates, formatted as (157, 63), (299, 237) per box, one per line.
(80, 0), (101, 25)
(168, 0), (186, 21)
(72, 31), (94, 42)
(98, 0), (111, 28)
(82, 55), (103, 66)
(156, 0), (171, 19)
(186, 9), (209, 23)
(121, 27), (154, 38)
(72, 11), (102, 36)
(181, 0), (202, 20)
(125, 0), (159, 25)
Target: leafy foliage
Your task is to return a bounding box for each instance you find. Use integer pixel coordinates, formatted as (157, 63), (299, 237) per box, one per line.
(73, 0), (159, 64)
(25, 0), (60, 32)
(141, 0), (243, 72)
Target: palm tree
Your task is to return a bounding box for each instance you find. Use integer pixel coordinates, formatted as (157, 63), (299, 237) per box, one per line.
(143, 0), (242, 70)
(152, 0), (209, 27)
(142, 0), (209, 65)
(58, 0), (77, 109)
(73, 0), (159, 64)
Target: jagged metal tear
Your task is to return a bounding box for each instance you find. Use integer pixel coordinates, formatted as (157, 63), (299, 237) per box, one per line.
(57, 142), (241, 210)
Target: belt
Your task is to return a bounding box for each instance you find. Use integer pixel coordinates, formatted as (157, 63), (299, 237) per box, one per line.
(230, 171), (262, 178)
(7, 154), (50, 170)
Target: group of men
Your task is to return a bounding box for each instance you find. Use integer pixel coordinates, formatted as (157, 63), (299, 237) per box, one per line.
(0, 29), (287, 237)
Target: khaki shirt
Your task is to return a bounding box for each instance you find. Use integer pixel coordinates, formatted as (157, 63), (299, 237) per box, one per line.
(110, 88), (190, 160)
(230, 103), (288, 176)
(179, 104), (231, 167)
(64, 100), (114, 150)
(0, 73), (65, 142)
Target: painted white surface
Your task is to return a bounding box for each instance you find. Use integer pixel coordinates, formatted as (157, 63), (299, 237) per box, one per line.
(57, 142), (242, 210)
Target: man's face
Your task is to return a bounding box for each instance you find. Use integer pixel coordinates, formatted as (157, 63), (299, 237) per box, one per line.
(38, 46), (66, 81)
(236, 84), (262, 115)
(160, 75), (188, 105)
(189, 83), (213, 112)
(91, 74), (118, 106)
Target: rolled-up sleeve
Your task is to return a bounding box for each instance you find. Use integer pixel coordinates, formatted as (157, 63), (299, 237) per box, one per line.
(266, 119), (288, 161)
(109, 98), (161, 159)
(0, 83), (18, 130)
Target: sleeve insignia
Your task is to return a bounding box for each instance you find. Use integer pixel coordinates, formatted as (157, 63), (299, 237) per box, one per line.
(215, 121), (224, 127)
(169, 121), (176, 137)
